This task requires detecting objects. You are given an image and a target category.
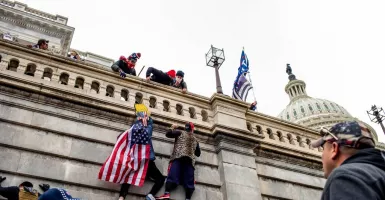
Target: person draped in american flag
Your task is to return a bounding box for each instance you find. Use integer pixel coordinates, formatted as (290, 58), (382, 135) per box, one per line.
(98, 103), (165, 200)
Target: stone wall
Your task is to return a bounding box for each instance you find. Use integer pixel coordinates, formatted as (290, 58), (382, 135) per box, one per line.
(0, 40), (325, 199)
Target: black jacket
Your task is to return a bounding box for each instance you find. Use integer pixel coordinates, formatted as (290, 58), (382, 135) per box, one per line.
(0, 186), (19, 200)
(114, 60), (136, 76)
(321, 148), (385, 200)
(146, 67), (173, 85)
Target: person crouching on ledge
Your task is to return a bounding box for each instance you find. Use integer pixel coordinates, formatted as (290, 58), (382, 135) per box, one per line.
(111, 53), (141, 78)
(171, 70), (187, 93)
(157, 122), (201, 200)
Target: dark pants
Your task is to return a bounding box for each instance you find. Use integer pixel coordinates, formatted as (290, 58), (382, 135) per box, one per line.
(119, 160), (165, 198)
(165, 157), (195, 199)
(0, 186), (19, 200)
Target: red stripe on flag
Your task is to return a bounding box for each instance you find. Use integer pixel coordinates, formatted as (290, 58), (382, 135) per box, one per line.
(130, 144), (142, 185)
(124, 144), (136, 183)
(112, 140), (128, 183)
(98, 131), (127, 180)
(138, 145), (151, 186)
(105, 132), (127, 181)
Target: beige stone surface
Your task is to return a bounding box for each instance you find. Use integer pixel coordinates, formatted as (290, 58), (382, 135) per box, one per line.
(0, 40), (328, 200)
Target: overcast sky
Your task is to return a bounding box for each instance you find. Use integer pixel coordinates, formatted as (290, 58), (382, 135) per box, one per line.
(20, 0), (385, 142)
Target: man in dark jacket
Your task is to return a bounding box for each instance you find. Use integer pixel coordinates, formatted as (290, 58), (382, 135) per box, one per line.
(157, 122), (201, 200)
(311, 121), (385, 200)
(146, 67), (176, 86)
(111, 53), (141, 78)
(171, 70), (187, 93)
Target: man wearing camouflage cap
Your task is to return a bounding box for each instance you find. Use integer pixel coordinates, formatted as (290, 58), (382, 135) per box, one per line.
(312, 121), (385, 200)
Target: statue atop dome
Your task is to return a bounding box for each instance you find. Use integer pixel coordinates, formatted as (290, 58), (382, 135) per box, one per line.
(286, 64), (296, 81)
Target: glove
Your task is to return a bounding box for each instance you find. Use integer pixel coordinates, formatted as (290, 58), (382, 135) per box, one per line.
(39, 184), (50, 192)
(119, 70), (126, 78)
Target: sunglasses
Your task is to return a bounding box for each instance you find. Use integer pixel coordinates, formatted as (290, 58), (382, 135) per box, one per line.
(320, 128), (339, 140)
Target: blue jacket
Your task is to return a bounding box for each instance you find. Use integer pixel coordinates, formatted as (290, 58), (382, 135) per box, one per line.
(146, 117), (156, 161)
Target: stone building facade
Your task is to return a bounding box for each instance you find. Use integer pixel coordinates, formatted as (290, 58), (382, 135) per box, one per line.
(0, 2), (383, 200)
(0, 39), (329, 199)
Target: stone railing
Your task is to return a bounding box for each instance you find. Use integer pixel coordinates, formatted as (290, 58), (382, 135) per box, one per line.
(0, 39), (323, 160)
(0, 0), (68, 25)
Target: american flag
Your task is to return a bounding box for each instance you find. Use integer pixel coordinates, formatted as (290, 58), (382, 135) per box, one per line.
(98, 120), (150, 186)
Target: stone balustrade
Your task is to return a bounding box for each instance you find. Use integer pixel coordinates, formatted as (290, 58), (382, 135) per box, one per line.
(0, 39), (322, 159)
(0, 39), (326, 199)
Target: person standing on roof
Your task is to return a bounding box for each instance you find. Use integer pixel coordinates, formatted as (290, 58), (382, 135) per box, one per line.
(146, 67), (176, 86)
(170, 70), (187, 93)
(111, 53), (141, 78)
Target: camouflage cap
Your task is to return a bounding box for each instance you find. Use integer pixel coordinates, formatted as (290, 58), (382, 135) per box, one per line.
(311, 121), (375, 149)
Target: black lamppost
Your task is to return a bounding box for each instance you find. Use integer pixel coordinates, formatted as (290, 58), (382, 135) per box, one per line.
(206, 45), (225, 94)
(367, 105), (385, 135)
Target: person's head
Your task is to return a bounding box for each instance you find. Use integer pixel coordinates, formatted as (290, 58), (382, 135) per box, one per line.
(37, 39), (49, 50)
(167, 70), (176, 79)
(185, 122), (194, 133)
(312, 121), (375, 178)
(176, 70), (184, 82)
(127, 53), (141, 68)
(19, 181), (33, 189)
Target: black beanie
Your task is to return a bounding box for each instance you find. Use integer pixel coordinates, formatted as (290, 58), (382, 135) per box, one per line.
(176, 70), (184, 78)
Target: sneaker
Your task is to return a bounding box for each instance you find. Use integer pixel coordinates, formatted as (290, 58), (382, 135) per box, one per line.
(145, 194), (156, 200)
(156, 193), (170, 200)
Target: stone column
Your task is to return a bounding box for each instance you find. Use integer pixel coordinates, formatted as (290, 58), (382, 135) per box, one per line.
(215, 135), (263, 200)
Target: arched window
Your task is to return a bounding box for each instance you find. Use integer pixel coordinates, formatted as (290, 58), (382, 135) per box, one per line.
(42, 68), (53, 81)
(120, 89), (128, 101)
(286, 112), (290, 120)
(7, 59), (19, 72)
(300, 106), (305, 114)
(24, 64), (36, 76)
(74, 77), (84, 89)
(106, 85), (114, 97)
(293, 109), (298, 118)
(59, 73), (69, 85)
(189, 107), (196, 119)
(91, 81), (100, 93)
(176, 104), (183, 115)
(135, 93), (143, 103)
(308, 104), (314, 113)
(201, 110), (208, 122)
(316, 103), (321, 111)
(256, 125), (262, 135)
(163, 100), (170, 112)
(149, 96), (157, 108)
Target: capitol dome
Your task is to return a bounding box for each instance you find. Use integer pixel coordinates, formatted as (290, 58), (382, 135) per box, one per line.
(278, 64), (378, 141)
